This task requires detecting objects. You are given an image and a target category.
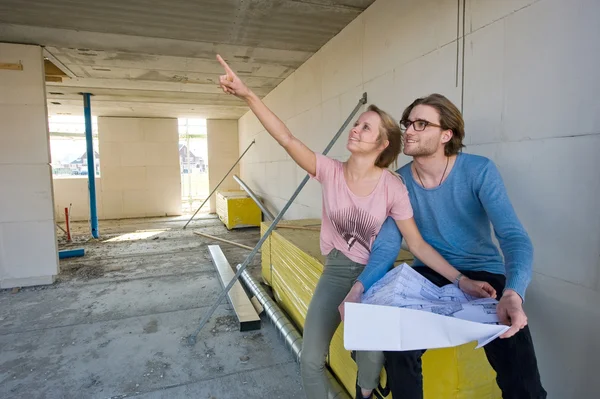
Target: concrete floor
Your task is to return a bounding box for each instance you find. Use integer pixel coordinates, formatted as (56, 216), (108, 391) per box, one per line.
(0, 215), (304, 399)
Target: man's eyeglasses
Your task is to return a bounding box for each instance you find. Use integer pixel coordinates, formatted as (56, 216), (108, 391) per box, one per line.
(400, 119), (442, 133)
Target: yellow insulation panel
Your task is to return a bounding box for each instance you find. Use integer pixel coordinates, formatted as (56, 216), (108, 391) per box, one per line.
(261, 219), (502, 398)
(260, 222), (272, 285)
(216, 191), (262, 230)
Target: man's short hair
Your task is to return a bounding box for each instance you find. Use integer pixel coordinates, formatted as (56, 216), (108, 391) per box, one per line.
(401, 94), (466, 156)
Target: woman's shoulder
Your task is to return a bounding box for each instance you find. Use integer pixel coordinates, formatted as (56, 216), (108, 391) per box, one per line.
(312, 153), (343, 183)
(316, 153), (343, 168)
(382, 168), (408, 188)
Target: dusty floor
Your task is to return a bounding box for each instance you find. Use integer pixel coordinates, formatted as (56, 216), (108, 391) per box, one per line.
(0, 215), (304, 399)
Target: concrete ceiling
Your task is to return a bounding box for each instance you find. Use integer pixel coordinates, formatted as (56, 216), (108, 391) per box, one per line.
(0, 0), (374, 119)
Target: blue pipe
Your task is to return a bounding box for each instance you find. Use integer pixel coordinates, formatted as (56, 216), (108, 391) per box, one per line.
(59, 248), (85, 259)
(82, 93), (99, 238)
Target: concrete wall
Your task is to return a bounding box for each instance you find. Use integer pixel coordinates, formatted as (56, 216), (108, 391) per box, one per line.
(207, 119), (239, 213)
(52, 118), (182, 221)
(238, 0), (600, 396)
(97, 117), (181, 219)
(52, 178), (103, 222)
(0, 43), (58, 288)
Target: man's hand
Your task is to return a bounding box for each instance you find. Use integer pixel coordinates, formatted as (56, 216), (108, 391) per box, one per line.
(458, 277), (497, 299)
(338, 281), (365, 322)
(497, 289), (528, 338)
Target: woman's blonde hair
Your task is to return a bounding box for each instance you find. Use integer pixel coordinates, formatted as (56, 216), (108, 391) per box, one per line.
(367, 104), (402, 169)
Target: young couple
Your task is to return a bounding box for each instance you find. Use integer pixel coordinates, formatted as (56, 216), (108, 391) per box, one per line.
(216, 55), (546, 399)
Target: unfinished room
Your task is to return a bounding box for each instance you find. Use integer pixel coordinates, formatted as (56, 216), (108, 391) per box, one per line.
(0, 0), (598, 398)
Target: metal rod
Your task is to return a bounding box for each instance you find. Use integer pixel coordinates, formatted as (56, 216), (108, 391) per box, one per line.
(82, 93), (99, 239)
(187, 92), (367, 345)
(55, 223), (68, 235)
(65, 207), (72, 242)
(233, 174), (275, 220)
(183, 139), (256, 229)
(186, 130), (192, 211)
(238, 263), (350, 399)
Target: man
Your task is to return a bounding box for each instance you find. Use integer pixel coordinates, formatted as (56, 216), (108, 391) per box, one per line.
(345, 94), (547, 398)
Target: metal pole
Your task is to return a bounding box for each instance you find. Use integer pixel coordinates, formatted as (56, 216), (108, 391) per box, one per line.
(186, 128), (192, 209)
(55, 223), (68, 235)
(238, 263), (350, 398)
(187, 92), (367, 344)
(183, 139), (256, 229)
(65, 207), (71, 242)
(233, 174), (275, 221)
(82, 93), (99, 239)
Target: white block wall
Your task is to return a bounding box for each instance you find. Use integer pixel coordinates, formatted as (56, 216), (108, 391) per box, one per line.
(52, 178), (103, 222)
(207, 119), (240, 213)
(238, 0), (600, 396)
(97, 117), (182, 219)
(0, 43), (58, 288)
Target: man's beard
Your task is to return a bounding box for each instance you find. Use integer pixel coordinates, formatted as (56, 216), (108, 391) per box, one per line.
(403, 141), (438, 157)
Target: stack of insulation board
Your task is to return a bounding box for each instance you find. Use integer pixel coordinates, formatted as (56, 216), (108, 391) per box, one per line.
(216, 191), (262, 230)
(261, 219), (502, 399)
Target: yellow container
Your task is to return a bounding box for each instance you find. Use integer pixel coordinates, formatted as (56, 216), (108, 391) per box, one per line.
(261, 219), (502, 398)
(216, 191), (262, 230)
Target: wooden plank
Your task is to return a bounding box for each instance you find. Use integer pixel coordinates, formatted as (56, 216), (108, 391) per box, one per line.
(276, 224), (321, 232)
(0, 63), (23, 71)
(207, 245), (261, 331)
(193, 231), (254, 251)
(250, 296), (264, 315)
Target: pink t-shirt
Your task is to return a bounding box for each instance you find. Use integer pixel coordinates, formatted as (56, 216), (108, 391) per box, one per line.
(311, 154), (413, 265)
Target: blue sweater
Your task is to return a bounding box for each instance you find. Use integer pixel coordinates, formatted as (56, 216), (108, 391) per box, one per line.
(357, 153), (533, 300)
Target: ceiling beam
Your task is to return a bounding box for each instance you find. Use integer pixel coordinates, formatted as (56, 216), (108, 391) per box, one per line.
(0, 23), (313, 65)
(46, 77), (272, 96)
(43, 48), (77, 78)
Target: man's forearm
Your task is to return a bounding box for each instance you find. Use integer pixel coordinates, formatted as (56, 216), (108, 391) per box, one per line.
(503, 245), (533, 301)
(357, 217), (401, 292)
(477, 160), (534, 301)
(408, 240), (460, 283)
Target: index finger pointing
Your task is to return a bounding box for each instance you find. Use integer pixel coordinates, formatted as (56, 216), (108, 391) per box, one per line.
(216, 54), (235, 76)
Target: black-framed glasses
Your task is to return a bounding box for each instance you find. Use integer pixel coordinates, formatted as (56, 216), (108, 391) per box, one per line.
(400, 119), (442, 133)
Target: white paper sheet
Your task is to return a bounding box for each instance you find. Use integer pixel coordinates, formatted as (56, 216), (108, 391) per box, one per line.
(344, 263), (509, 351)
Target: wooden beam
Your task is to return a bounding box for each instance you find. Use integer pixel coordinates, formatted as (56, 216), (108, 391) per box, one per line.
(207, 245), (261, 332)
(0, 62), (23, 71)
(45, 76), (63, 83)
(276, 224), (321, 232)
(43, 48), (77, 78)
(193, 231), (254, 251)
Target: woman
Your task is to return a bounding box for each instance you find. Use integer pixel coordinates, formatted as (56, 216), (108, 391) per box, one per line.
(215, 55), (496, 399)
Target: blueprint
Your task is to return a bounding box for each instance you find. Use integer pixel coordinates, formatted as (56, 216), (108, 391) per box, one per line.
(343, 264), (510, 352)
(361, 263), (502, 325)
